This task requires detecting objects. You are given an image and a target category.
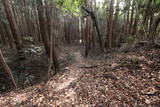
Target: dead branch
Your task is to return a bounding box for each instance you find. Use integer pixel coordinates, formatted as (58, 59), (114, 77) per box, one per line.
(0, 49), (17, 88)
(80, 65), (98, 68)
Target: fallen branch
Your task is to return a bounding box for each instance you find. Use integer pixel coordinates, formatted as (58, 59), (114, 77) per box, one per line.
(81, 6), (104, 52)
(80, 65), (98, 68)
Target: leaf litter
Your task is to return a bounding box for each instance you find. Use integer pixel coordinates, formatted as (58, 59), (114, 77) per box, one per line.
(0, 45), (160, 106)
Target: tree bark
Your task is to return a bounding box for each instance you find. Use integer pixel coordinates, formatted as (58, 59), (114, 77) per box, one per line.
(2, 0), (25, 59)
(129, 0), (135, 34)
(105, 0), (114, 49)
(113, 0), (120, 46)
(82, 6), (104, 52)
(37, 0), (59, 71)
(0, 49), (17, 88)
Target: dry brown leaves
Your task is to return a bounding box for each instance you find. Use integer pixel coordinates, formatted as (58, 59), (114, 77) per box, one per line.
(0, 46), (160, 106)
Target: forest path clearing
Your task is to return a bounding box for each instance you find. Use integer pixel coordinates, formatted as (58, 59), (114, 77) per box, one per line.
(0, 46), (160, 106)
(46, 48), (96, 106)
(0, 46), (106, 106)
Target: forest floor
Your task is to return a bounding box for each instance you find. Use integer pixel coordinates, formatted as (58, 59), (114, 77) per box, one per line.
(0, 44), (160, 106)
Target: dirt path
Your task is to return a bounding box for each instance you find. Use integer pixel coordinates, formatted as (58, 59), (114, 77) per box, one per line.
(0, 47), (95, 106)
(46, 49), (90, 106)
(0, 46), (160, 106)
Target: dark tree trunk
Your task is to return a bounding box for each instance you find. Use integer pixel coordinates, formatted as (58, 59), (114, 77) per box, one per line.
(0, 49), (17, 88)
(129, 0), (135, 34)
(82, 6), (104, 52)
(37, 0), (59, 71)
(105, 0), (114, 49)
(2, 0), (25, 59)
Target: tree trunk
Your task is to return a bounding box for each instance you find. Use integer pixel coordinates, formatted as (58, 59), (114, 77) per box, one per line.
(0, 49), (17, 88)
(132, 13), (138, 35)
(0, 18), (14, 48)
(143, 0), (152, 31)
(81, 6), (104, 52)
(2, 0), (25, 59)
(113, 0), (120, 46)
(126, 0), (131, 35)
(37, 0), (59, 71)
(85, 17), (90, 57)
(129, 0), (135, 34)
(0, 19), (7, 45)
(105, 0), (114, 49)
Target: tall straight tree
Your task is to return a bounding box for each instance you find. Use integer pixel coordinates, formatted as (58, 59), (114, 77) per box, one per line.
(2, 0), (25, 59)
(37, 0), (59, 71)
(0, 49), (17, 88)
(126, 0), (131, 35)
(129, 0), (135, 34)
(105, 0), (115, 49)
(114, 0), (121, 46)
(0, 18), (7, 45)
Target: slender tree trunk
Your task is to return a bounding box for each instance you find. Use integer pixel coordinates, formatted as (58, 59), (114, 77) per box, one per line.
(126, 0), (131, 35)
(105, 0), (114, 49)
(132, 14), (138, 36)
(2, 0), (25, 59)
(37, 0), (59, 71)
(45, 0), (59, 72)
(0, 20), (7, 45)
(3, 23), (14, 48)
(129, 0), (135, 34)
(45, 0), (52, 39)
(0, 18), (14, 48)
(0, 49), (17, 88)
(85, 17), (90, 57)
(143, 0), (152, 31)
(82, 6), (104, 52)
(113, 0), (120, 46)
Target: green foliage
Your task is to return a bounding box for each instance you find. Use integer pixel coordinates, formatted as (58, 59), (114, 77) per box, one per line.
(23, 37), (44, 55)
(136, 0), (160, 8)
(56, 0), (65, 6)
(24, 45), (43, 55)
(24, 36), (33, 43)
(137, 0), (146, 4)
(155, 0), (160, 5)
(126, 35), (136, 43)
(56, 0), (86, 16)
